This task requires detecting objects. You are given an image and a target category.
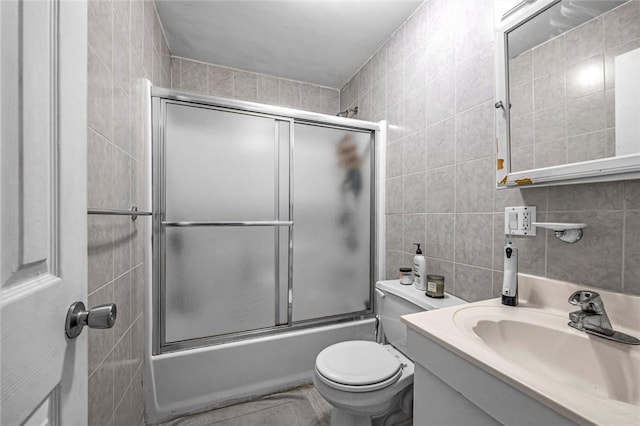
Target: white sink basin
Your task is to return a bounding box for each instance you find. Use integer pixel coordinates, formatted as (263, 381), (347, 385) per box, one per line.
(454, 305), (640, 406)
(401, 274), (640, 425)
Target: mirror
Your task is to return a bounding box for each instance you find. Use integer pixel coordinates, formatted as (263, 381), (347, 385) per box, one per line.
(495, 0), (640, 187)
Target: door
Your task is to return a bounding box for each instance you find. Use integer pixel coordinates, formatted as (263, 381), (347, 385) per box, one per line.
(1, 1), (88, 424)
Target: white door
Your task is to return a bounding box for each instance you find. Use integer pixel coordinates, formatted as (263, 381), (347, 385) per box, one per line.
(1, 1), (88, 424)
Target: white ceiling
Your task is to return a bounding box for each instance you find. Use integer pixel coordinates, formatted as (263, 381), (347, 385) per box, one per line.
(155, 0), (424, 89)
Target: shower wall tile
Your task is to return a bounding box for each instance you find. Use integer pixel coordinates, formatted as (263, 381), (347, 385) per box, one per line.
(301, 84), (322, 112)
(181, 59), (208, 94)
(321, 88), (340, 116)
(173, 57), (339, 115)
(234, 70), (258, 101)
(205, 65), (232, 98)
(87, 0), (168, 423)
(279, 79), (301, 108)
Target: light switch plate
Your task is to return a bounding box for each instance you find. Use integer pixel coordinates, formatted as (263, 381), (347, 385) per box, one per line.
(504, 206), (537, 236)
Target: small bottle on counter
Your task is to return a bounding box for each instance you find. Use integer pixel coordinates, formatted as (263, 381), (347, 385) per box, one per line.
(412, 243), (426, 291)
(425, 274), (445, 298)
(399, 267), (413, 285)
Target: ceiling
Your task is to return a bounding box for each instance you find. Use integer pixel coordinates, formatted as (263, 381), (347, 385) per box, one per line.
(155, 0), (424, 89)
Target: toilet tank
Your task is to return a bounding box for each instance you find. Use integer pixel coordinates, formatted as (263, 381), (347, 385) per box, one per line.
(375, 280), (465, 356)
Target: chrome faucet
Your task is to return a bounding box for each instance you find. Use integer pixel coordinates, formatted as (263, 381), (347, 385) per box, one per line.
(568, 290), (640, 345)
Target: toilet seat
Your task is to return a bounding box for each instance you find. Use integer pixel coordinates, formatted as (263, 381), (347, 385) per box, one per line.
(315, 341), (403, 393)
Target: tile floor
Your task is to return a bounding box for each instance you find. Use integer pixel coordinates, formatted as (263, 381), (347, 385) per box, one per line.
(159, 385), (331, 426)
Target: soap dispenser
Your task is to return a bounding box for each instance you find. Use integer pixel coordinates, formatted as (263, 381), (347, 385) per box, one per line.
(502, 241), (518, 306)
(412, 243), (426, 291)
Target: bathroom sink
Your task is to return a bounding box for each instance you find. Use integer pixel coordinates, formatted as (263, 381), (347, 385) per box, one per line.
(401, 274), (640, 425)
(453, 305), (640, 406)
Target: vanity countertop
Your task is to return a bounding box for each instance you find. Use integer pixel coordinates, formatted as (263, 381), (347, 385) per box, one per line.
(401, 274), (640, 426)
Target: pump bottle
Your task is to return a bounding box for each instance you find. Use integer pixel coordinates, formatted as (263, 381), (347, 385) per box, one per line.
(412, 243), (426, 291)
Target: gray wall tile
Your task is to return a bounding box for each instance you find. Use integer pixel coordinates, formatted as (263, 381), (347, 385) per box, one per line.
(233, 70), (258, 101)
(533, 36), (564, 78)
(87, 1), (172, 422)
(403, 173), (426, 213)
(455, 214), (493, 268)
(548, 181), (624, 211)
(546, 211), (624, 291)
(565, 17), (603, 65)
(425, 214), (454, 261)
(566, 92), (605, 136)
(403, 214), (426, 253)
(426, 166), (454, 213)
(89, 352), (114, 426)
(454, 264), (493, 302)
(625, 180), (640, 209)
(403, 129), (427, 174)
(624, 210), (640, 295)
(386, 141), (403, 179)
(566, 55), (604, 99)
(426, 72), (455, 124)
(207, 65), (233, 98)
(455, 157), (494, 213)
(509, 51), (532, 88)
(301, 84), (322, 112)
(455, 101), (494, 162)
(339, 0), (640, 302)
(455, 45), (494, 112)
(180, 59), (207, 94)
(386, 214), (403, 251)
(279, 79), (301, 108)
(426, 117), (455, 169)
(533, 72), (565, 111)
(603, 1), (640, 50)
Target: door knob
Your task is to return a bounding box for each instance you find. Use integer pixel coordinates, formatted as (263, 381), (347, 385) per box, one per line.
(65, 301), (117, 339)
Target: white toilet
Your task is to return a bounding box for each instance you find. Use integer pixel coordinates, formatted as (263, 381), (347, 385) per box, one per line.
(313, 280), (465, 425)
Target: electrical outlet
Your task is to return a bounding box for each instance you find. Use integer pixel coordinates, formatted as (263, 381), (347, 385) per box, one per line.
(504, 206), (537, 236)
(522, 211), (531, 230)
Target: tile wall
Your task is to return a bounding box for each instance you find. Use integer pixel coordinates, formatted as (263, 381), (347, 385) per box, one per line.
(342, 0), (640, 300)
(509, 1), (640, 171)
(171, 57), (340, 115)
(87, 0), (171, 424)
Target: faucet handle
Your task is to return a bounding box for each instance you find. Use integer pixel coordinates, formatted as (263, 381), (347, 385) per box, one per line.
(568, 290), (604, 313)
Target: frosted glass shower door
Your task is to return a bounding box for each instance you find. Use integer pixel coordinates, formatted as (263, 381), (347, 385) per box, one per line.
(162, 102), (290, 344)
(292, 124), (373, 322)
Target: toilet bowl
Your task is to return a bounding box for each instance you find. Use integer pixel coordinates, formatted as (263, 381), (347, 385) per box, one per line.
(313, 280), (465, 425)
(313, 341), (414, 425)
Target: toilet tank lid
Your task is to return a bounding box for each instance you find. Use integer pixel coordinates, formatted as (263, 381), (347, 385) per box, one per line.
(375, 280), (466, 311)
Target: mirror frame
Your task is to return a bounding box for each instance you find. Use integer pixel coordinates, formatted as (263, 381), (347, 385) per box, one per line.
(495, 0), (640, 188)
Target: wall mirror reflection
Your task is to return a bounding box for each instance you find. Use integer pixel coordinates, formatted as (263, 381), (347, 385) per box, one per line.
(495, 0), (640, 187)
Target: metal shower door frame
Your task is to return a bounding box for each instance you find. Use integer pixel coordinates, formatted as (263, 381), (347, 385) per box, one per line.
(151, 88), (382, 354)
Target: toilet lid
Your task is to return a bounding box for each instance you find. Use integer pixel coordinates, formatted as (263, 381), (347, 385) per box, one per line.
(315, 341), (402, 386)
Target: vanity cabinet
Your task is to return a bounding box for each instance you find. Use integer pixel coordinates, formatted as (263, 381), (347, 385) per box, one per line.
(407, 328), (577, 426)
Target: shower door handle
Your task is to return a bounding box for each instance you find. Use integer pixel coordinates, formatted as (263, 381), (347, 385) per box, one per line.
(65, 301), (117, 339)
